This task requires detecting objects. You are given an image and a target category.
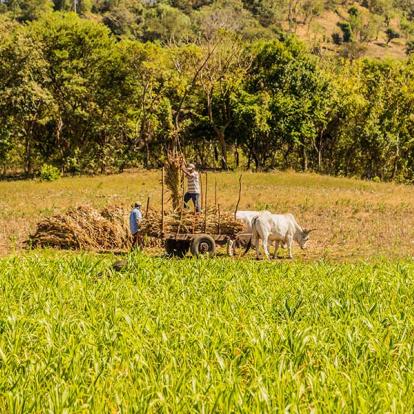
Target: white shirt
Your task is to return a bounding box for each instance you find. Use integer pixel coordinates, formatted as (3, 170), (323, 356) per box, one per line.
(187, 171), (200, 194)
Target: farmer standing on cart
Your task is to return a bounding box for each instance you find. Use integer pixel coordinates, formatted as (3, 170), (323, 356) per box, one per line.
(129, 201), (143, 250)
(182, 163), (201, 213)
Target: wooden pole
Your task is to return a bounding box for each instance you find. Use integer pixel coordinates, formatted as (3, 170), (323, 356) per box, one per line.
(176, 177), (185, 237)
(204, 172), (208, 232)
(199, 169), (203, 212)
(214, 179), (217, 209)
(145, 196), (150, 217)
(161, 168), (165, 236)
(217, 203), (221, 235)
(234, 174), (243, 219)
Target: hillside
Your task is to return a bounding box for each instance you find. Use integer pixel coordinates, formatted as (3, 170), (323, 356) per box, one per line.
(0, 0), (412, 59)
(293, 5), (409, 59)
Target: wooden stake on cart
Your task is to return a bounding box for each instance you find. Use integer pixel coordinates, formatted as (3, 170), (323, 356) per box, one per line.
(176, 177), (185, 237)
(217, 203), (221, 235)
(214, 179), (217, 209)
(204, 172), (208, 232)
(145, 196), (150, 217)
(161, 167), (165, 237)
(199, 169), (203, 212)
(234, 174), (243, 219)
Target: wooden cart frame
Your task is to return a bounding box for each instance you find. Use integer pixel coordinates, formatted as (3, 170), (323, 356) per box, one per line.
(159, 169), (244, 258)
(164, 233), (231, 258)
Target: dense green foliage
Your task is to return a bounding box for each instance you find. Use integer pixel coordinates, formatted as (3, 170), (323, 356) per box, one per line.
(1, 3), (414, 180)
(1, 253), (414, 411)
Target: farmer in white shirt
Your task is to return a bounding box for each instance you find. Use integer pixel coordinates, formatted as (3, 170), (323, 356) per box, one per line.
(182, 163), (201, 213)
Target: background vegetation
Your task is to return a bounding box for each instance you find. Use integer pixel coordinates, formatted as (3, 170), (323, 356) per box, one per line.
(2, 1), (414, 181)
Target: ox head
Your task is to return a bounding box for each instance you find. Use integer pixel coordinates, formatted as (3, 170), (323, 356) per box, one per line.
(298, 229), (316, 249)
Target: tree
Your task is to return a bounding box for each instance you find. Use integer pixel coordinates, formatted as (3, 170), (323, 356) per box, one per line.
(143, 4), (193, 43)
(385, 27), (401, 44)
(406, 39), (414, 54)
(0, 20), (53, 174)
(7, 0), (53, 21)
(28, 12), (121, 172)
(196, 33), (252, 169)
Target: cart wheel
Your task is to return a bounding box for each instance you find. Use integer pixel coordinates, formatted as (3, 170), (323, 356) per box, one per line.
(165, 239), (190, 258)
(190, 235), (216, 257)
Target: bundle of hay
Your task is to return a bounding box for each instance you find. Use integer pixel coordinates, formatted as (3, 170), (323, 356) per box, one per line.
(165, 152), (185, 210)
(140, 208), (244, 239)
(28, 205), (131, 251)
(29, 205), (244, 252)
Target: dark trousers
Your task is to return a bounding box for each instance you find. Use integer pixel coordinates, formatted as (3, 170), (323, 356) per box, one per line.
(131, 232), (142, 250)
(184, 192), (201, 212)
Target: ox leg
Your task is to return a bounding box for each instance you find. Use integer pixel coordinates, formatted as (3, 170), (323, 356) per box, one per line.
(227, 240), (234, 257)
(273, 241), (280, 260)
(287, 236), (294, 259)
(255, 238), (261, 260)
(262, 236), (271, 260)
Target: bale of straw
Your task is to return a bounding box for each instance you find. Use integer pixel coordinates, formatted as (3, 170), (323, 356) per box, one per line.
(165, 152), (185, 210)
(140, 208), (244, 239)
(29, 205), (132, 251)
(29, 205), (244, 252)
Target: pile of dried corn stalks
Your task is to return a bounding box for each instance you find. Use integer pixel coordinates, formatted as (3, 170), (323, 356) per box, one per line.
(28, 206), (132, 251)
(28, 205), (244, 251)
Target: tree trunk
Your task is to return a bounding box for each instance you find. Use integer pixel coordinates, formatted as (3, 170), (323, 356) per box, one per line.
(144, 140), (150, 169)
(392, 141), (400, 180)
(318, 148), (323, 172)
(217, 130), (228, 170)
(302, 146), (308, 172)
(24, 123), (33, 176)
(234, 147), (239, 168)
(25, 138), (32, 176)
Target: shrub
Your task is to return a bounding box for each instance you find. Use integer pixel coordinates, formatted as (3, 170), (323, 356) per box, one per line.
(386, 28), (400, 44)
(406, 40), (414, 55)
(338, 22), (353, 42)
(332, 32), (343, 45)
(348, 6), (359, 17)
(40, 164), (61, 181)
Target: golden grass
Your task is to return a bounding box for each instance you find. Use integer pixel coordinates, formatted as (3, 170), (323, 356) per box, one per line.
(1, 169), (414, 261)
(294, 6), (408, 60)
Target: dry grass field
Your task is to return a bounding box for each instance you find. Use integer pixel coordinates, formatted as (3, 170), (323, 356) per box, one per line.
(1, 170), (414, 260)
(294, 7), (408, 60)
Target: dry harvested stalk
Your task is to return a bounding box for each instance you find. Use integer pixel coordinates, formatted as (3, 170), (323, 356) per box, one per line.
(165, 152), (185, 210)
(28, 205), (244, 252)
(28, 205), (132, 251)
(140, 208), (244, 239)
(28, 205), (163, 251)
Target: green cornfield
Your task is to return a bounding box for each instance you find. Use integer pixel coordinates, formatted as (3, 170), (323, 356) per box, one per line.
(1, 253), (414, 412)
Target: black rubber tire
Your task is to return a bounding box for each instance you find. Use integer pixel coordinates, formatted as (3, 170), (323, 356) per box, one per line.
(190, 234), (216, 257)
(165, 239), (190, 258)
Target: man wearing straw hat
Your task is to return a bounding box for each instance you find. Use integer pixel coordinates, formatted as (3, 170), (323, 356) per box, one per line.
(182, 163), (201, 213)
(129, 202), (143, 250)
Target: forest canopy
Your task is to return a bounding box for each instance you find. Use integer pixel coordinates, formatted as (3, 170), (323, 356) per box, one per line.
(1, 1), (414, 181)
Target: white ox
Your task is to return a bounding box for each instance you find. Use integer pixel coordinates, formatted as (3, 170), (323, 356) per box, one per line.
(235, 211), (269, 232)
(228, 211), (270, 256)
(250, 213), (314, 260)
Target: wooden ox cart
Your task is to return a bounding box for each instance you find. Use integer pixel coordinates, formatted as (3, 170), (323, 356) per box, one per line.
(158, 169), (246, 258)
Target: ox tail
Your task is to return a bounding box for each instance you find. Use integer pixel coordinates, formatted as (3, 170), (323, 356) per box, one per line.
(243, 216), (259, 256)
